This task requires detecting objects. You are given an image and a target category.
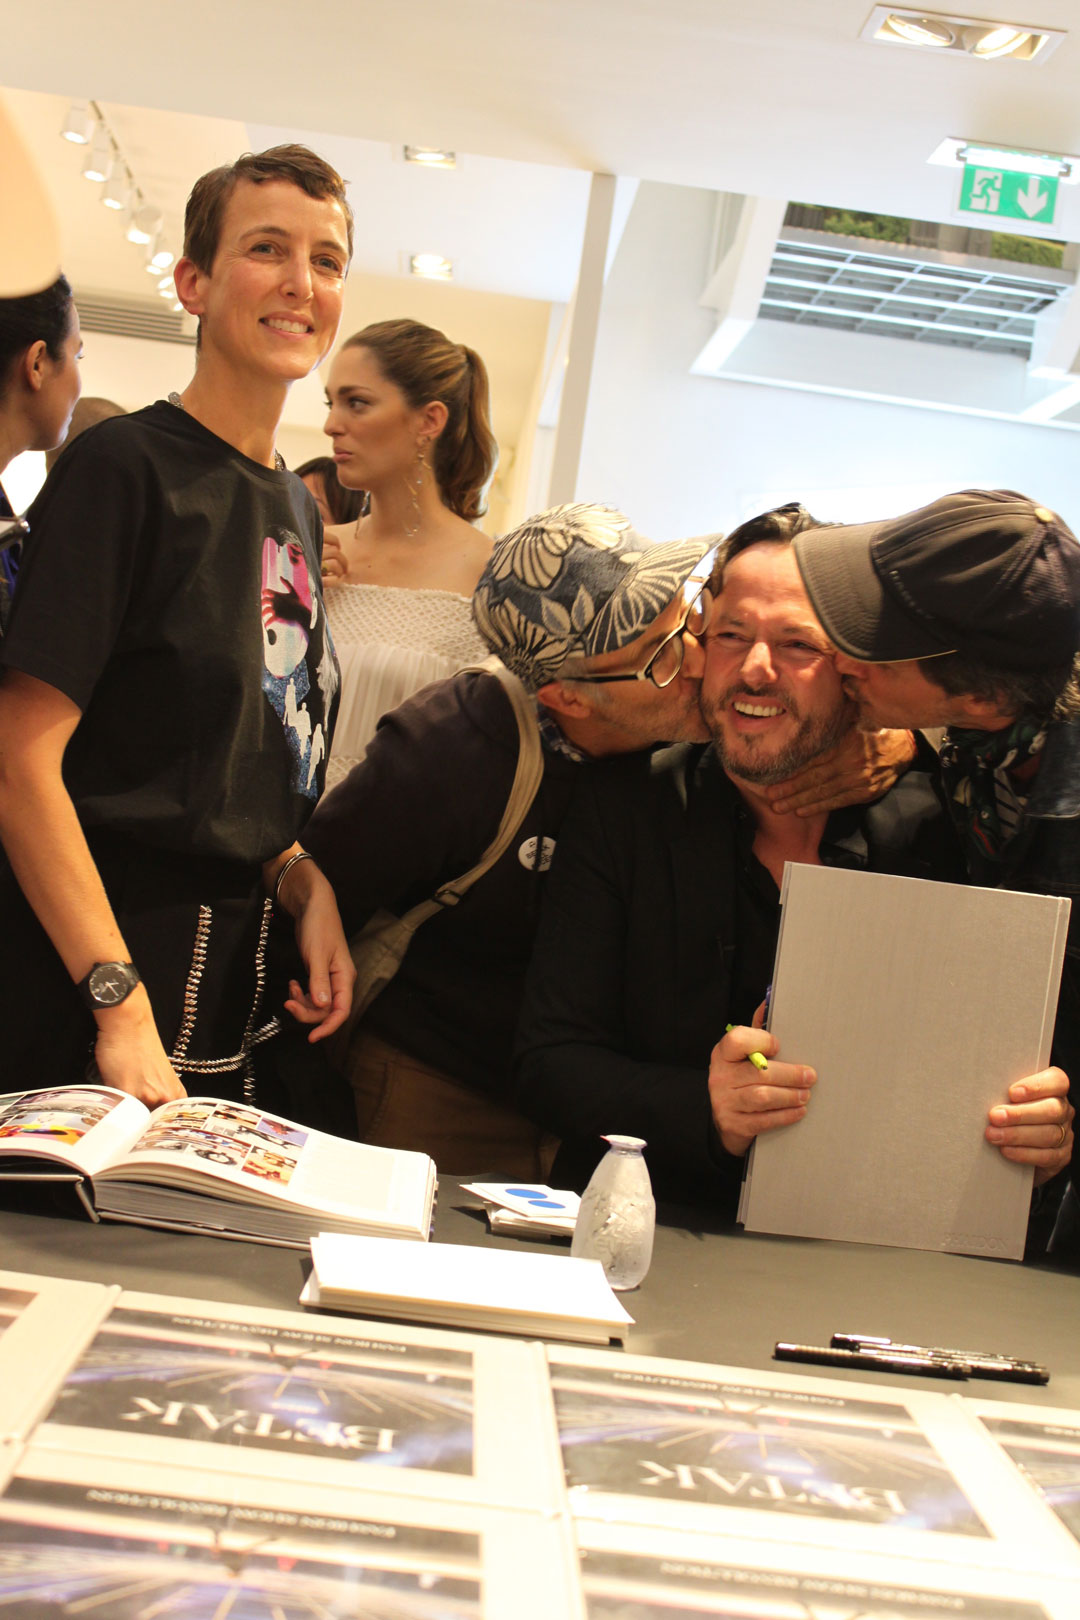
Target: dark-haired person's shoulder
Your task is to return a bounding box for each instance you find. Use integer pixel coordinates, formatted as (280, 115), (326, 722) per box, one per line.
(584, 739), (700, 800)
(31, 402), (169, 497)
(372, 665), (523, 761)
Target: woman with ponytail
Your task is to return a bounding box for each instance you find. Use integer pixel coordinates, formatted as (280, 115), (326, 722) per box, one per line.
(320, 318), (496, 786)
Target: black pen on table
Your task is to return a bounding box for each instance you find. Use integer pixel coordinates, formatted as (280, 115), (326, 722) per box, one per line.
(831, 1332), (1049, 1384)
(774, 1342), (970, 1380)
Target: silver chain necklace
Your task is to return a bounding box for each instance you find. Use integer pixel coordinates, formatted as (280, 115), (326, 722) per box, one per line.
(167, 391), (286, 472)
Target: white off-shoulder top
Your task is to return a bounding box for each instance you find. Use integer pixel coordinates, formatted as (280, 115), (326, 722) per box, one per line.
(324, 583), (487, 790)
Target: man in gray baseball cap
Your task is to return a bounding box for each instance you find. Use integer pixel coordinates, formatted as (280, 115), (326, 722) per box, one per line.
(793, 488), (1078, 1251)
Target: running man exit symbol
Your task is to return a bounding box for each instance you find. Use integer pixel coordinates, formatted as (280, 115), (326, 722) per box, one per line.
(966, 168), (1002, 212)
(959, 164), (1059, 224)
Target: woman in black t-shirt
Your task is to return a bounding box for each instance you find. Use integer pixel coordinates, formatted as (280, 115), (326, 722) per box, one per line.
(0, 146), (357, 1110)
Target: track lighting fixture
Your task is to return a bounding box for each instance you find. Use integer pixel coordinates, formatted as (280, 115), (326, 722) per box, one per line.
(126, 204), (163, 247)
(60, 100), (94, 144)
(60, 100), (181, 287)
(82, 126), (113, 184)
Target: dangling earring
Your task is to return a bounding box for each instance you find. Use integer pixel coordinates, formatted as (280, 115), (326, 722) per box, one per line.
(403, 438), (428, 539)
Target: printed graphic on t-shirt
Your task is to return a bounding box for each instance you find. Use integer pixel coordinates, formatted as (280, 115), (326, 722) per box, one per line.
(260, 532), (334, 798)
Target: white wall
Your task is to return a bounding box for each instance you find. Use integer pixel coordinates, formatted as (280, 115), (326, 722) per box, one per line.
(575, 180), (1080, 541)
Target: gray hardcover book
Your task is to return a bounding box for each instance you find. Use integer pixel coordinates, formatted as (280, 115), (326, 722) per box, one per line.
(740, 865), (1070, 1259)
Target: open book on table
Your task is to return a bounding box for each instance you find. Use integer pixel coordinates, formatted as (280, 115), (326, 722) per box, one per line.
(0, 1085), (435, 1247)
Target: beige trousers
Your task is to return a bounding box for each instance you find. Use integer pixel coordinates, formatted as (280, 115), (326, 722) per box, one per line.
(347, 1030), (559, 1181)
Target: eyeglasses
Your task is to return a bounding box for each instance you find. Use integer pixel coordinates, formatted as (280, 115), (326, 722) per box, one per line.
(582, 580), (714, 690)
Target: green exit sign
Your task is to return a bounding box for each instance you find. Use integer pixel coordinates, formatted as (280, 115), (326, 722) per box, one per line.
(959, 164), (1059, 225)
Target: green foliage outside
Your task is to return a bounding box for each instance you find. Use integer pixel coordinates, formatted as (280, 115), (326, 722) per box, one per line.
(989, 233), (1064, 268)
(819, 209), (911, 243)
(792, 203), (1066, 268)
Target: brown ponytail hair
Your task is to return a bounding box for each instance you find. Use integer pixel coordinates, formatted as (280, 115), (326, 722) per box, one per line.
(342, 319), (496, 521)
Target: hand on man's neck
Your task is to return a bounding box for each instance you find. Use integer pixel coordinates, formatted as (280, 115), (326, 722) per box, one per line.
(730, 770), (830, 888)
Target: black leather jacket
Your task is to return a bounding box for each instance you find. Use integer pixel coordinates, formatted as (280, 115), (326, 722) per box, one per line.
(987, 720), (1080, 1256)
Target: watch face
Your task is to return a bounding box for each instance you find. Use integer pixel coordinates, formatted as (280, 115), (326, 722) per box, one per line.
(88, 963), (136, 1007)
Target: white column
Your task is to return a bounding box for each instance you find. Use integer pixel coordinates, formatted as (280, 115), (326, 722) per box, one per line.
(546, 171), (617, 507)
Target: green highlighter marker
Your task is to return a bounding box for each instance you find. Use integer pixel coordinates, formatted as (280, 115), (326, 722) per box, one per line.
(725, 1024), (768, 1071)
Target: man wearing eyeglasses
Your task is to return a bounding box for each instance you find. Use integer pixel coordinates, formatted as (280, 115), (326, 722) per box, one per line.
(301, 503), (730, 1176)
(514, 505), (960, 1206)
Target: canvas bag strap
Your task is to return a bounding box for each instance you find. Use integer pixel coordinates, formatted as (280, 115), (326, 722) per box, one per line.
(394, 658), (544, 936)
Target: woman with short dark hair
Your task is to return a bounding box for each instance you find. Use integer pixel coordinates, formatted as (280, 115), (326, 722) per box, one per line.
(0, 274), (81, 478)
(0, 275), (82, 611)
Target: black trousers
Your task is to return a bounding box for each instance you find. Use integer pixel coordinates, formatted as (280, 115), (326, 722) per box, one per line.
(0, 830), (354, 1134)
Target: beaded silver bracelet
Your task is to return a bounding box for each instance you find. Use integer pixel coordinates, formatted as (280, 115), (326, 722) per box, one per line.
(273, 849), (315, 906)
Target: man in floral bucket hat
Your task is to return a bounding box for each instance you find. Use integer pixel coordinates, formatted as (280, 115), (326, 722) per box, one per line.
(302, 503), (720, 1173)
(472, 502), (711, 695)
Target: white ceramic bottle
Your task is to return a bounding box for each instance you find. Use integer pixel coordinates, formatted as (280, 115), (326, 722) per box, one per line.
(570, 1134), (655, 1290)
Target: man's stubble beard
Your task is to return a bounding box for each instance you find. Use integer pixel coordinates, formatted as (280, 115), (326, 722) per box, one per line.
(703, 684), (851, 785)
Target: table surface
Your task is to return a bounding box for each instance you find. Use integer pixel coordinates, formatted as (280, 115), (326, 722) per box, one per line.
(3, 1180), (1078, 1409)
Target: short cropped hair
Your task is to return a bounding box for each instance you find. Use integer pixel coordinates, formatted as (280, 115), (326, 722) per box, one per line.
(917, 649), (1080, 725)
(183, 144), (353, 273)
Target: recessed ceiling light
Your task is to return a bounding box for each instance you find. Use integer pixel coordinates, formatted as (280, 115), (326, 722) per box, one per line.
(409, 252), (453, 280)
(403, 145), (457, 169)
(861, 7), (1064, 63)
(965, 23), (1036, 57)
(881, 13), (955, 45)
(60, 100), (94, 144)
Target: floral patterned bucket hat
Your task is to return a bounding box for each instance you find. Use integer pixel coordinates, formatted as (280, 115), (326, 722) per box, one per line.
(472, 502), (719, 692)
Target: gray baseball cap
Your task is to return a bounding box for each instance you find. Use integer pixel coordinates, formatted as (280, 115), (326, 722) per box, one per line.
(794, 488), (1080, 671)
(472, 502), (718, 692)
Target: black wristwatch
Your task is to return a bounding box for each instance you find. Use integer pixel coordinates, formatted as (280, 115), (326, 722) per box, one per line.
(77, 961), (141, 1010)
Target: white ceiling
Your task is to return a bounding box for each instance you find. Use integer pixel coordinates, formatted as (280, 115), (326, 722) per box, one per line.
(4, 0), (1080, 234)
(246, 123), (592, 304)
(7, 0), (1080, 491)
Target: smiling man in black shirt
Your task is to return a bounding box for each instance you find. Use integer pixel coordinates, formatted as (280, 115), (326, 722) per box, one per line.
(514, 508), (962, 1204)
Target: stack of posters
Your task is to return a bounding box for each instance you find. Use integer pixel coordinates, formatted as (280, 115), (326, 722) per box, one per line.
(545, 1345), (1079, 1575)
(0, 1451), (580, 1617)
(29, 1290), (565, 1513)
(0, 1268), (116, 1445)
(575, 1520), (1080, 1618)
(967, 1398), (1080, 1548)
(0, 1272), (1079, 1615)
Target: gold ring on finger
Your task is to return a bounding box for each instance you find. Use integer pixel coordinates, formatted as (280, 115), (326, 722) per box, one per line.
(1054, 1122), (1068, 1149)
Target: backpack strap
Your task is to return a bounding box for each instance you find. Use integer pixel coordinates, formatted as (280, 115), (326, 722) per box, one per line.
(395, 657), (545, 933)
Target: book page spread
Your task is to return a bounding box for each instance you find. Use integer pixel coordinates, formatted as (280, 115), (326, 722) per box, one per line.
(0, 1087), (148, 1180)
